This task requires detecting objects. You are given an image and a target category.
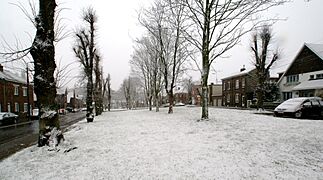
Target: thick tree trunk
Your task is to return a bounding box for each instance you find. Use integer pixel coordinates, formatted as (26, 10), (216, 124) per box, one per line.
(168, 92), (174, 114)
(201, 72), (209, 120)
(256, 89), (264, 110)
(148, 95), (152, 111)
(200, 0), (211, 120)
(86, 73), (94, 114)
(30, 0), (61, 147)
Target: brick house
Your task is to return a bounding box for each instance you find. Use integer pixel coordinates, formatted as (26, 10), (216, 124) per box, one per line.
(277, 43), (323, 101)
(0, 64), (34, 118)
(191, 83), (222, 106)
(222, 67), (258, 107)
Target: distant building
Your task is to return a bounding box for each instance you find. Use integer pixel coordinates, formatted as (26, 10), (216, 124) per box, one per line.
(173, 85), (189, 104)
(0, 64), (34, 117)
(278, 43), (323, 101)
(191, 83), (222, 106)
(222, 67), (258, 107)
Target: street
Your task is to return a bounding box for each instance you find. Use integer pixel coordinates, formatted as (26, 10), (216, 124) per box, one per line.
(0, 112), (86, 160)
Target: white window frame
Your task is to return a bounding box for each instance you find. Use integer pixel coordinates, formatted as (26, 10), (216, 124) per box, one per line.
(226, 94), (230, 103)
(23, 87), (28, 97)
(14, 85), (19, 96)
(235, 93), (239, 103)
(235, 79), (239, 89)
(24, 103), (28, 112)
(15, 102), (19, 112)
(7, 103), (11, 112)
(228, 81), (231, 90)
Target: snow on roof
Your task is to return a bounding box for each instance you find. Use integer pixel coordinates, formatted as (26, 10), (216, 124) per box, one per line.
(221, 68), (256, 80)
(306, 43), (323, 60)
(0, 69), (26, 84)
(292, 79), (323, 91)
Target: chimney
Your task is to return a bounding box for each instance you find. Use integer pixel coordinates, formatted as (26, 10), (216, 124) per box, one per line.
(240, 65), (246, 72)
(0, 64), (3, 72)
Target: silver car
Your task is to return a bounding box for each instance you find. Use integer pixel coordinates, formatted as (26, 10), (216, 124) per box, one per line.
(274, 97), (323, 118)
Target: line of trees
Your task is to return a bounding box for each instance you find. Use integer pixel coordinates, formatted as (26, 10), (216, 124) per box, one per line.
(73, 7), (111, 117)
(131, 0), (287, 120)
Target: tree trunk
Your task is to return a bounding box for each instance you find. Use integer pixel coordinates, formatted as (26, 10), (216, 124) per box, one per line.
(148, 95), (152, 111)
(256, 89), (264, 110)
(200, 0), (211, 120)
(168, 92), (174, 114)
(30, 0), (61, 146)
(86, 72), (94, 114)
(201, 73), (209, 120)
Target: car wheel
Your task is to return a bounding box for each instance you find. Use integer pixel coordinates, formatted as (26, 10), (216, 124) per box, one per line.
(295, 111), (302, 118)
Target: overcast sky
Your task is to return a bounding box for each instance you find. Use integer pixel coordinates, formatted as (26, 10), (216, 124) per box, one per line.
(0, 0), (323, 90)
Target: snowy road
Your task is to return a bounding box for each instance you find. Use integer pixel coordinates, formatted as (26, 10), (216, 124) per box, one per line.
(0, 107), (322, 179)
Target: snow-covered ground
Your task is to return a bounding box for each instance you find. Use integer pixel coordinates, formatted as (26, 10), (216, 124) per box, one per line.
(1, 107), (322, 179)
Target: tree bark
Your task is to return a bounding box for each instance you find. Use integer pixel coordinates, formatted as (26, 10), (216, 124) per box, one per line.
(30, 0), (61, 146)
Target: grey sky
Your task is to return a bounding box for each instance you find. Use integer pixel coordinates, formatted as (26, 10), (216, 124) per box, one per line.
(0, 0), (323, 90)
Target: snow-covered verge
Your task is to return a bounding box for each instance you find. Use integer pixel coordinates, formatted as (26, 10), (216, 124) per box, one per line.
(0, 107), (322, 179)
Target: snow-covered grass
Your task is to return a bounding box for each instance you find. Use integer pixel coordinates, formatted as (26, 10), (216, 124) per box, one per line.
(1, 107), (322, 179)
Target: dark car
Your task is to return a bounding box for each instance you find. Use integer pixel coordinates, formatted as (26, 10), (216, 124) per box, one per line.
(274, 97), (323, 119)
(0, 112), (18, 126)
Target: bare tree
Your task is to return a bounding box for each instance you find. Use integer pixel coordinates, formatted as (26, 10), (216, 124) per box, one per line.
(94, 54), (103, 115)
(107, 74), (112, 111)
(130, 35), (160, 111)
(73, 7), (98, 119)
(182, 0), (287, 120)
(139, 0), (189, 113)
(251, 25), (279, 110)
(121, 77), (131, 109)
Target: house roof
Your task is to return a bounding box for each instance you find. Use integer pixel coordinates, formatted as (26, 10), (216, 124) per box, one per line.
(277, 43), (323, 84)
(221, 68), (256, 80)
(292, 79), (323, 91)
(0, 69), (26, 84)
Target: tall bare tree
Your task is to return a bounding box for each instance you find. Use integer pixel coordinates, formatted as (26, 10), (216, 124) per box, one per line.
(94, 54), (103, 115)
(27, 0), (63, 146)
(139, 0), (188, 113)
(182, 0), (287, 120)
(73, 7), (98, 118)
(251, 25), (279, 110)
(131, 35), (158, 111)
(103, 73), (112, 111)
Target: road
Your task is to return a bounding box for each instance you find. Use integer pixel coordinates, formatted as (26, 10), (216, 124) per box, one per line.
(0, 112), (86, 161)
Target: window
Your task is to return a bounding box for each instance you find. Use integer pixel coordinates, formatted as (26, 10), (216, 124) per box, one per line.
(235, 93), (239, 103)
(283, 92), (292, 101)
(316, 73), (323, 79)
(7, 103), (11, 112)
(23, 87), (28, 97)
(241, 78), (245, 88)
(24, 103), (28, 112)
(286, 75), (299, 83)
(226, 94), (230, 103)
(235, 80), (239, 89)
(14, 85), (19, 96)
(228, 81), (231, 90)
(309, 75), (314, 80)
(223, 83), (226, 91)
(15, 102), (19, 112)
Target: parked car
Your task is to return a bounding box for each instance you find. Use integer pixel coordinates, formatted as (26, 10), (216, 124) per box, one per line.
(0, 112), (18, 126)
(274, 97), (323, 118)
(175, 102), (185, 106)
